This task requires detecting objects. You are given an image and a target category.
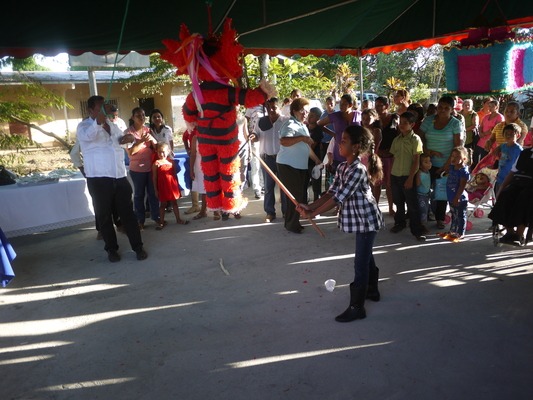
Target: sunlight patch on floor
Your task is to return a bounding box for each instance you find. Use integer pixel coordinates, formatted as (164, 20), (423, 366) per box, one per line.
(0, 302), (205, 337)
(221, 342), (393, 369)
(38, 378), (136, 392)
(0, 283), (129, 305)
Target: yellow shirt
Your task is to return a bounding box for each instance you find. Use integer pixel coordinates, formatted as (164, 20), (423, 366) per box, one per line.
(492, 119), (528, 145)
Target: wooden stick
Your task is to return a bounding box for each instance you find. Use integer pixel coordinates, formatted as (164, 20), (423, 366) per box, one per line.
(250, 147), (325, 238)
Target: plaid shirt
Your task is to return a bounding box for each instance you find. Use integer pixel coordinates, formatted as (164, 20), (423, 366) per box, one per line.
(329, 158), (384, 233)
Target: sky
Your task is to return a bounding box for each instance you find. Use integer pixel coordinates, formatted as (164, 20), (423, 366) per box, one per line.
(1, 53), (70, 71)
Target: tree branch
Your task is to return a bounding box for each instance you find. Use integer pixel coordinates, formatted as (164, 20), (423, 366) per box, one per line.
(9, 116), (70, 150)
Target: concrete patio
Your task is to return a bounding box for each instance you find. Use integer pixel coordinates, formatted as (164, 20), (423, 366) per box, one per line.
(2, 187), (532, 400)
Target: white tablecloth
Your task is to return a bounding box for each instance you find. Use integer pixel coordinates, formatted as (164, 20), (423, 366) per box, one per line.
(0, 175), (95, 237)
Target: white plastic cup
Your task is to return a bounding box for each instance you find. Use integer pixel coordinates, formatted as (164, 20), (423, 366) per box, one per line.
(324, 279), (336, 292)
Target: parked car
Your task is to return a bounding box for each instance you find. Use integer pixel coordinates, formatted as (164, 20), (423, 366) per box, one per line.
(356, 92), (379, 103)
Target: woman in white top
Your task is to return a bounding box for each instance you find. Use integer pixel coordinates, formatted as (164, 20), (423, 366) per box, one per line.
(149, 109), (174, 151)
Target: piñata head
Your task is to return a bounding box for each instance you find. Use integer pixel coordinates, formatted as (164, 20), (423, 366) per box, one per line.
(161, 18), (244, 84)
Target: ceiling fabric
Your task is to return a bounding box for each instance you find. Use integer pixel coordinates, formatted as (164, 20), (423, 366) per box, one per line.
(1, 0), (532, 58)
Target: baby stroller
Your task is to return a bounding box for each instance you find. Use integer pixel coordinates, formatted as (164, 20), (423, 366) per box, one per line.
(444, 167), (498, 231)
(465, 166), (498, 224)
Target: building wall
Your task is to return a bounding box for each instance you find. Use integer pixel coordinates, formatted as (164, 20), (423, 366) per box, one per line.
(0, 80), (189, 146)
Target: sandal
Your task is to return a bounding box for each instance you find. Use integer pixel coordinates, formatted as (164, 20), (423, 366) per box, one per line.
(176, 219), (189, 225)
(155, 224), (164, 231)
(193, 213), (207, 220)
(213, 212), (221, 221)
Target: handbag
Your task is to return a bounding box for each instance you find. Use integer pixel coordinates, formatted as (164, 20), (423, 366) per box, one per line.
(433, 172), (448, 201)
(0, 166), (16, 186)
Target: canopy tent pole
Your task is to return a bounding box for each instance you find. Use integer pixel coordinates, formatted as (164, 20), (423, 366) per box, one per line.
(359, 51), (364, 106)
(88, 68), (98, 96)
(238, 0), (359, 38)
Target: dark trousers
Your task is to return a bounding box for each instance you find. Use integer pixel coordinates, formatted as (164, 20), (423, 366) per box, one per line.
(95, 203), (121, 231)
(430, 166), (448, 222)
(472, 145), (489, 171)
(87, 177), (143, 253)
(391, 175), (425, 236)
(277, 163), (307, 232)
(262, 154), (287, 216)
(353, 231), (378, 289)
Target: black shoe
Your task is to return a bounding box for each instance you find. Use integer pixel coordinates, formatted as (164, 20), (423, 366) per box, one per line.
(335, 305), (366, 322)
(108, 250), (121, 263)
(390, 224), (406, 233)
(136, 249), (148, 261)
(415, 235), (427, 242)
(221, 212), (230, 221)
(366, 287), (381, 302)
(500, 232), (520, 244)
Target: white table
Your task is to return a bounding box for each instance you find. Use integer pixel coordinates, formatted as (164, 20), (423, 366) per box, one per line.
(0, 174), (95, 238)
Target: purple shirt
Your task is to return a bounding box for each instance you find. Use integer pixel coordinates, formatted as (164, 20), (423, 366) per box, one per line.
(328, 111), (361, 162)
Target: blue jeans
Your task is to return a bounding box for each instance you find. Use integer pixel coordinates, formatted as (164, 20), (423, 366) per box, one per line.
(353, 231), (378, 288)
(417, 193), (430, 224)
(129, 170), (160, 224)
(450, 201), (468, 236)
(262, 154), (287, 216)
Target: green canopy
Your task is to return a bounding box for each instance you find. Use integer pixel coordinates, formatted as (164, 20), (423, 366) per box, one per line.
(1, 0), (532, 58)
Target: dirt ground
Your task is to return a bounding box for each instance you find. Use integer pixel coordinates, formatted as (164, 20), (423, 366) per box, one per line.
(1, 147), (74, 176)
(4, 138), (186, 176)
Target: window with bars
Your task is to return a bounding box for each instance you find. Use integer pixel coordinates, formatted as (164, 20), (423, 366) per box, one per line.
(79, 99), (119, 119)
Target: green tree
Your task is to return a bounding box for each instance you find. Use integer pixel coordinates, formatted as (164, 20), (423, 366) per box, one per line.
(0, 76), (72, 152)
(121, 54), (189, 97)
(0, 56), (50, 71)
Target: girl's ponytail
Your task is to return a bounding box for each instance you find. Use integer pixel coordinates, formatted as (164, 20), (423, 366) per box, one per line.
(367, 139), (383, 185)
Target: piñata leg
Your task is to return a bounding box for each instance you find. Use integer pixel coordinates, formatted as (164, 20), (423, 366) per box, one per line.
(199, 142), (222, 211)
(219, 141), (247, 213)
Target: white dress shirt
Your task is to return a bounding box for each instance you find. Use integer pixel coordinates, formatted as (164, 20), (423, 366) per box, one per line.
(76, 117), (127, 179)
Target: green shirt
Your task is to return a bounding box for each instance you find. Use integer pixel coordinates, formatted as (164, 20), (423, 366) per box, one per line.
(390, 131), (423, 177)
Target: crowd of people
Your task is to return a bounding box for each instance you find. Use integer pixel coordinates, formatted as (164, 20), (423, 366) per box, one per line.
(73, 90), (532, 323)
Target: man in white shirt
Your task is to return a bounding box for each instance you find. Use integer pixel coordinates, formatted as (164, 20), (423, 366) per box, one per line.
(77, 95), (147, 262)
(251, 97), (289, 222)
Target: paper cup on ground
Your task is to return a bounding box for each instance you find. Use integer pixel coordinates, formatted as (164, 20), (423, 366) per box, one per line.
(324, 279), (336, 292)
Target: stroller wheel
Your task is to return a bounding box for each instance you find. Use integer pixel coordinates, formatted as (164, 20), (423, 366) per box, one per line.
(466, 220), (473, 231)
(474, 209), (484, 218)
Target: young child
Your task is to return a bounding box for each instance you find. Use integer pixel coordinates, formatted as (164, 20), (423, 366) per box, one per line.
(415, 153), (432, 227)
(297, 125), (384, 323)
(389, 111), (427, 241)
(440, 147), (471, 242)
(473, 123), (523, 194)
(152, 142), (189, 229)
(467, 172), (491, 203)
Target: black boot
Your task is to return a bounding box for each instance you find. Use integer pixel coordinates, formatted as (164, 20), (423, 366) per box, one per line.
(366, 265), (380, 302)
(335, 283), (367, 322)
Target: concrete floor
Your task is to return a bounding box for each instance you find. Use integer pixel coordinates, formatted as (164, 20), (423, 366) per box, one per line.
(2, 187), (533, 400)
